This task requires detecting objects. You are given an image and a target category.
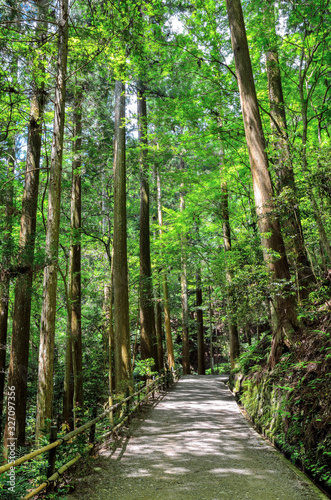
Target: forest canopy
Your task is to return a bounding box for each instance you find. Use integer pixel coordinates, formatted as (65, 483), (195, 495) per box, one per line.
(0, 0), (330, 484)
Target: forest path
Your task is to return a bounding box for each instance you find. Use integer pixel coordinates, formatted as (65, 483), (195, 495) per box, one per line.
(67, 375), (326, 500)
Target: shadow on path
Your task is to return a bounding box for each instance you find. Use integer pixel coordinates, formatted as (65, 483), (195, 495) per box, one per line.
(67, 375), (326, 500)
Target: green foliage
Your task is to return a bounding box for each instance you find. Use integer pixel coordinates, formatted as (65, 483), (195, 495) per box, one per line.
(205, 362), (230, 375)
(234, 334), (271, 375)
(133, 358), (157, 378)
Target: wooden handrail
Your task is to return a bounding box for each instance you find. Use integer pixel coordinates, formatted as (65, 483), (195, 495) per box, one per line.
(0, 376), (160, 474)
(1, 370), (180, 498)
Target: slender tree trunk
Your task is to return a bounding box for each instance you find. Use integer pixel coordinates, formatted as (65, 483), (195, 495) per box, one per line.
(196, 269), (205, 375)
(62, 268), (74, 431)
(264, 5), (313, 300)
(138, 82), (158, 370)
(180, 164), (190, 375)
(70, 89), (83, 411)
(156, 166), (174, 369)
(225, 0), (298, 368)
(36, 0), (69, 439)
(108, 251), (114, 413)
(63, 317), (74, 431)
(0, 147), (14, 442)
(4, 0), (48, 448)
(155, 287), (164, 371)
(209, 286), (214, 374)
(221, 182), (240, 369)
(298, 75), (331, 263)
(113, 80), (132, 392)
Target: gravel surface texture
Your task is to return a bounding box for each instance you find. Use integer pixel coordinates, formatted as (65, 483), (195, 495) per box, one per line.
(67, 375), (327, 500)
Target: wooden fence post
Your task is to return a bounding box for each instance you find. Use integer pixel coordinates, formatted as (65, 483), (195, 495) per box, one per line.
(125, 386), (130, 420)
(89, 406), (97, 444)
(47, 425), (58, 492)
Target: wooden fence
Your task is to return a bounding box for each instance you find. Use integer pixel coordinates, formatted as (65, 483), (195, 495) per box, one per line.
(0, 369), (179, 499)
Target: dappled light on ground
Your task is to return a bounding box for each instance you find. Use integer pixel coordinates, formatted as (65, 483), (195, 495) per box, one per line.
(68, 376), (325, 500)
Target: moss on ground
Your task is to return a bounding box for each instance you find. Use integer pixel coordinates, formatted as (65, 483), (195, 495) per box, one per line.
(229, 314), (331, 493)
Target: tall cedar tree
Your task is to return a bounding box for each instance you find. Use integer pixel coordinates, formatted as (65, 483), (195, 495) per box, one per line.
(221, 182), (240, 369)
(138, 82), (158, 370)
(196, 268), (205, 375)
(225, 0), (298, 367)
(4, 0), (48, 448)
(113, 79), (132, 391)
(264, 2), (313, 300)
(36, 0), (69, 439)
(180, 161), (190, 374)
(70, 88), (84, 411)
(0, 146), (14, 441)
(156, 166), (175, 368)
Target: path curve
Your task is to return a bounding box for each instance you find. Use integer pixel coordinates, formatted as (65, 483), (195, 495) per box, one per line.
(68, 375), (326, 500)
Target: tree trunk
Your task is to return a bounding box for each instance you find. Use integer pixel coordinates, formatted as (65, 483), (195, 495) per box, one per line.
(156, 166), (174, 369)
(225, 0), (298, 368)
(63, 315), (74, 431)
(155, 287), (164, 371)
(298, 69), (331, 263)
(36, 0), (69, 440)
(108, 251), (114, 413)
(264, 4), (313, 300)
(0, 146), (14, 442)
(62, 267), (74, 431)
(4, 0), (48, 448)
(180, 164), (190, 375)
(196, 269), (205, 375)
(209, 286), (214, 374)
(221, 182), (240, 369)
(138, 82), (158, 370)
(113, 80), (132, 392)
(70, 89), (83, 411)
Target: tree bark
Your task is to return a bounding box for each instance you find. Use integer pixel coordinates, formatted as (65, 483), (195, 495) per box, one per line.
(156, 166), (174, 369)
(264, 4), (313, 300)
(138, 82), (158, 370)
(208, 286), (214, 374)
(63, 313), (74, 431)
(155, 286), (164, 371)
(196, 269), (205, 375)
(180, 163), (190, 375)
(108, 251), (114, 412)
(0, 146), (14, 442)
(4, 0), (48, 448)
(113, 80), (132, 392)
(225, 0), (298, 368)
(36, 0), (69, 439)
(298, 51), (331, 263)
(221, 182), (240, 369)
(70, 89), (83, 411)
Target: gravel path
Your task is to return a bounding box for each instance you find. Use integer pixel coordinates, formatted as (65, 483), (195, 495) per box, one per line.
(67, 375), (327, 500)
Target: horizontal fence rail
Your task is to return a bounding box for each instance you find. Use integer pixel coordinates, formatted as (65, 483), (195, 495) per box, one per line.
(0, 369), (179, 499)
